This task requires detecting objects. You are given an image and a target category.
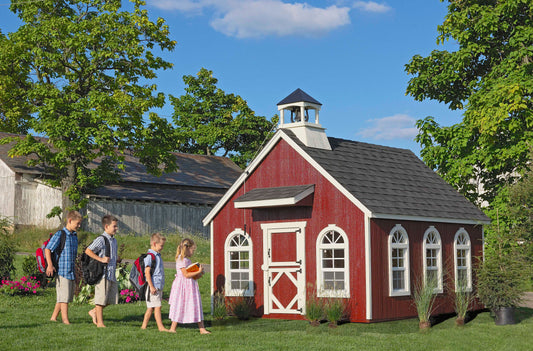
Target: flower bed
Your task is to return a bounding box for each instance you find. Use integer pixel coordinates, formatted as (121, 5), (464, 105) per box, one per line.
(1, 276), (42, 296)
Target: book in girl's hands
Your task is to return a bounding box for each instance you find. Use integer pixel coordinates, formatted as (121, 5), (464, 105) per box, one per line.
(186, 262), (200, 273)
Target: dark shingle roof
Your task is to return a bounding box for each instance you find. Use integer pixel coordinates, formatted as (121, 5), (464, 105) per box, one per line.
(235, 184), (314, 203)
(277, 88), (322, 106)
(282, 129), (489, 223)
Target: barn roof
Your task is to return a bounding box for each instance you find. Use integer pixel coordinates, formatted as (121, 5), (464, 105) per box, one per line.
(0, 132), (242, 204)
(204, 129), (490, 225)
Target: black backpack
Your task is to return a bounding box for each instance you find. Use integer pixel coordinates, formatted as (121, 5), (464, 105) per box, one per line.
(129, 252), (156, 301)
(81, 235), (110, 285)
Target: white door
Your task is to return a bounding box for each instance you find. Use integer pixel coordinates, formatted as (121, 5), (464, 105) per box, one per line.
(261, 222), (306, 315)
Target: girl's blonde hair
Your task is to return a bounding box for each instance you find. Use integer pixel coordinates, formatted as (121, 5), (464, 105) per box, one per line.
(175, 238), (196, 260)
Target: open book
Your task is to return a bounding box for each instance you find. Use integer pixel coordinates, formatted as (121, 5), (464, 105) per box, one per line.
(186, 262), (201, 279)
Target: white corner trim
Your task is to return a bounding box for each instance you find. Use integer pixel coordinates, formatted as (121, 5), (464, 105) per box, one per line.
(365, 215), (372, 321)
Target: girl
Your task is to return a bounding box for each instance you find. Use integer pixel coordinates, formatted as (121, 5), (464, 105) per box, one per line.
(168, 238), (210, 334)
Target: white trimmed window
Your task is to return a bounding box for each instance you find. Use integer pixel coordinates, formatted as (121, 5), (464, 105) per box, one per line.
(316, 225), (350, 297)
(454, 228), (472, 292)
(389, 224), (410, 296)
(225, 229), (253, 296)
(423, 227), (443, 293)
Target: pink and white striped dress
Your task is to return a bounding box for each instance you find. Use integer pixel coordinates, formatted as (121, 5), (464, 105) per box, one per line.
(168, 257), (203, 324)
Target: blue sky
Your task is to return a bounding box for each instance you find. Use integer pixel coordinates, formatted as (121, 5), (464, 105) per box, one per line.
(0, 0), (462, 155)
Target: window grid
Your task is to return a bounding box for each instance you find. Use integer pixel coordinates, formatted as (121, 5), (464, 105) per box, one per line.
(454, 230), (472, 292)
(316, 228), (349, 297)
(389, 225), (410, 296)
(423, 228), (442, 293)
(225, 231), (253, 296)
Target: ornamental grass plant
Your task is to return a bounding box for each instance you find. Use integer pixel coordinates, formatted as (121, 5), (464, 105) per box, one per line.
(412, 274), (439, 329)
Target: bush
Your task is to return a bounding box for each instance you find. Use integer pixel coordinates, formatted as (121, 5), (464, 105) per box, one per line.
(0, 217), (15, 279)
(305, 284), (324, 325)
(0, 276), (42, 296)
(324, 298), (347, 326)
(230, 296), (253, 320)
(412, 274), (438, 326)
(212, 290), (227, 320)
(119, 289), (140, 303)
(21, 254), (47, 287)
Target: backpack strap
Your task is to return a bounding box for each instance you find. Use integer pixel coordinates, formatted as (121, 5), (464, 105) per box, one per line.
(56, 229), (67, 257)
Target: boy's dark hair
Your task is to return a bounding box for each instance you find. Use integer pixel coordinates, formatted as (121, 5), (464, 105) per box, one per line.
(102, 214), (118, 227)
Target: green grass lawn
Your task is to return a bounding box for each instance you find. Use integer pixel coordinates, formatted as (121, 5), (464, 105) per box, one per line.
(3, 258), (533, 350)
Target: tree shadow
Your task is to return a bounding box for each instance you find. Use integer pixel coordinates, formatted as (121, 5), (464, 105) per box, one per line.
(515, 307), (533, 323)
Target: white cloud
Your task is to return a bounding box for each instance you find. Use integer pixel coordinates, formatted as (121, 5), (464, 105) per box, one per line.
(352, 1), (391, 13)
(357, 114), (418, 141)
(148, 0), (351, 38)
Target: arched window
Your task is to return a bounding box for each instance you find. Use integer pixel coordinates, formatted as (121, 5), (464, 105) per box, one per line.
(454, 228), (472, 291)
(389, 224), (410, 296)
(225, 229), (253, 296)
(423, 227), (443, 293)
(316, 225), (350, 297)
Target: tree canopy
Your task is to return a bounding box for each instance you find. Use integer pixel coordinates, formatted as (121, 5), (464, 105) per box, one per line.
(171, 68), (277, 168)
(0, 0), (178, 211)
(405, 0), (533, 206)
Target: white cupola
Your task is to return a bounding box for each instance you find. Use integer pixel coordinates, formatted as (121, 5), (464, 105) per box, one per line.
(277, 88), (331, 150)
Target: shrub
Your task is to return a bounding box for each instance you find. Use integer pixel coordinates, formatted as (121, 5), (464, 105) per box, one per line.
(454, 277), (475, 323)
(412, 274), (438, 327)
(212, 290), (227, 320)
(305, 284), (324, 325)
(119, 289), (140, 303)
(230, 296), (253, 320)
(324, 298), (346, 326)
(21, 254), (47, 287)
(0, 276), (42, 296)
(0, 217), (15, 279)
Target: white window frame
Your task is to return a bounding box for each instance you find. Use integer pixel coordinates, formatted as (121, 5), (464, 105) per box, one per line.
(454, 228), (472, 292)
(316, 225), (350, 298)
(422, 226), (443, 293)
(224, 229), (253, 296)
(388, 224), (410, 296)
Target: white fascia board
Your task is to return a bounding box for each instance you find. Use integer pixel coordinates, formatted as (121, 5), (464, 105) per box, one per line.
(370, 212), (491, 225)
(234, 186), (314, 209)
(202, 130), (284, 226)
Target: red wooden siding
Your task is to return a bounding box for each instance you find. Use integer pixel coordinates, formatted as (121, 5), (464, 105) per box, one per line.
(212, 138), (367, 321)
(370, 218), (484, 322)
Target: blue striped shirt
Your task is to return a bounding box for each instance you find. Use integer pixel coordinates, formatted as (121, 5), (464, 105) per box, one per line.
(144, 249), (165, 290)
(87, 232), (118, 282)
(46, 227), (78, 280)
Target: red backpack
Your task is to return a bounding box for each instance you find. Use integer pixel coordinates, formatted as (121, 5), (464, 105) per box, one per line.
(36, 230), (66, 275)
(129, 252), (156, 301)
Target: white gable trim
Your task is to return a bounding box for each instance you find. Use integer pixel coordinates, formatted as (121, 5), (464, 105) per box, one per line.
(234, 185), (314, 209)
(202, 130), (372, 226)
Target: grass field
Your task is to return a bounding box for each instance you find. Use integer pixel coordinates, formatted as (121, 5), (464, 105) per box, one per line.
(2, 257), (533, 350)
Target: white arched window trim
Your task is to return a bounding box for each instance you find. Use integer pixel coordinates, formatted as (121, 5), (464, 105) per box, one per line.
(454, 228), (472, 292)
(422, 226), (443, 294)
(224, 229), (253, 297)
(388, 224), (410, 297)
(315, 225), (350, 298)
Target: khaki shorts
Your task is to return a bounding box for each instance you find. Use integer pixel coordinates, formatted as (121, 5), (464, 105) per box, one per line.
(94, 278), (118, 306)
(145, 289), (163, 308)
(56, 275), (75, 303)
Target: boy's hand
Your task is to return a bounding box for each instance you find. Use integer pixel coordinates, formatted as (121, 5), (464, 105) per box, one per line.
(45, 265), (55, 277)
(100, 256), (110, 264)
(150, 285), (157, 295)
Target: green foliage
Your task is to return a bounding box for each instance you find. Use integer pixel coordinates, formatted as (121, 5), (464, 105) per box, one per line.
(0, 217), (15, 279)
(212, 290), (227, 320)
(0, 276), (42, 296)
(454, 277), (475, 320)
(21, 254), (47, 286)
(229, 295), (253, 320)
(0, 0), (178, 211)
(323, 298), (347, 325)
(170, 68), (277, 168)
(406, 0), (533, 206)
(412, 274), (438, 323)
(305, 284), (324, 323)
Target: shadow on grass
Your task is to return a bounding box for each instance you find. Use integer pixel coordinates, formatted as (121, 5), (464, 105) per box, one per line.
(515, 307), (533, 323)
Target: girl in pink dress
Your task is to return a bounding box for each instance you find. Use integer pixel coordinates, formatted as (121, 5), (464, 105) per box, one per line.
(168, 238), (210, 334)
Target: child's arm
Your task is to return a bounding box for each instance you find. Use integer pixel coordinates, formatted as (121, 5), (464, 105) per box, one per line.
(44, 248), (55, 277)
(180, 265), (205, 279)
(84, 247), (110, 264)
(145, 266), (157, 294)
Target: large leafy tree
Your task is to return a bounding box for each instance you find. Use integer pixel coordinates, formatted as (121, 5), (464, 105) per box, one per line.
(170, 68), (277, 168)
(0, 0), (178, 211)
(405, 0), (533, 207)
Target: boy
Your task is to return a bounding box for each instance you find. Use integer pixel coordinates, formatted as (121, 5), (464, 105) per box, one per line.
(45, 210), (82, 324)
(85, 214), (119, 328)
(141, 232), (169, 332)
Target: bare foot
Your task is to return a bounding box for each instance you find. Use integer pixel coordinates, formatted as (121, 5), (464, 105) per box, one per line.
(169, 329), (176, 333)
(200, 328), (211, 334)
(141, 326), (147, 330)
(88, 310), (97, 325)
(97, 323), (106, 328)
(159, 328), (170, 332)
(62, 321), (71, 325)
(49, 318), (58, 322)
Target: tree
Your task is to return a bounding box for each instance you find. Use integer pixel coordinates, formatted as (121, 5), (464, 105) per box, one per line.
(405, 0), (533, 206)
(170, 68), (277, 168)
(0, 0), (178, 212)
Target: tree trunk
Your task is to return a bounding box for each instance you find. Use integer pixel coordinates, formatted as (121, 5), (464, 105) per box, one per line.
(61, 163), (76, 214)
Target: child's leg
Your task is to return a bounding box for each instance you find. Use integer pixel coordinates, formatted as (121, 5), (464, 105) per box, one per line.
(198, 321), (210, 334)
(141, 307), (153, 329)
(50, 303), (61, 321)
(95, 305), (106, 328)
(59, 303), (70, 324)
(153, 306), (168, 332)
(169, 321), (178, 333)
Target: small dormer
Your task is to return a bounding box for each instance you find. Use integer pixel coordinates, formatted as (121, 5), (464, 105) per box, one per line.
(277, 89), (331, 150)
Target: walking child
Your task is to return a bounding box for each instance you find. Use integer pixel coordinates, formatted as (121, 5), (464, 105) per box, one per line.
(168, 238), (210, 334)
(45, 210), (82, 324)
(85, 214), (119, 328)
(141, 233), (169, 332)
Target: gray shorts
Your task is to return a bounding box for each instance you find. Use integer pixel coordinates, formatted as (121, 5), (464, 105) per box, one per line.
(56, 275), (75, 303)
(145, 289), (163, 308)
(94, 278), (118, 306)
